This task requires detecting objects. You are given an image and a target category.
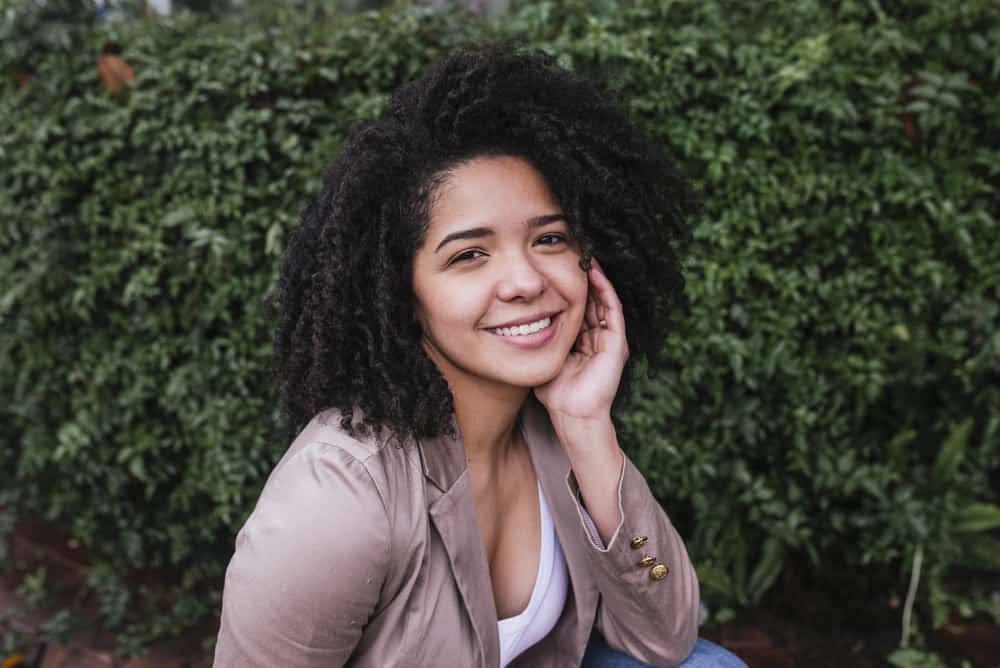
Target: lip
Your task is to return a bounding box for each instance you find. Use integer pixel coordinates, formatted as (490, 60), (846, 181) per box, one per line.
(485, 310), (561, 330)
(485, 312), (561, 349)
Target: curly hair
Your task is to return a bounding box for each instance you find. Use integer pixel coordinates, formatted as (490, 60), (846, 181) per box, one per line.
(268, 41), (699, 444)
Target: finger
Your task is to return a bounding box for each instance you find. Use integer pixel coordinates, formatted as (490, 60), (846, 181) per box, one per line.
(574, 328), (594, 356)
(589, 257), (625, 332)
(585, 287), (600, 330)
(572, 313), (596, 352)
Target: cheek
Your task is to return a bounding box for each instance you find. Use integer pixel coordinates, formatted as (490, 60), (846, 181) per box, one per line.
(564, 264), (589, 304)
(551, 264), (589, 327)
(416, 279), (488, 332)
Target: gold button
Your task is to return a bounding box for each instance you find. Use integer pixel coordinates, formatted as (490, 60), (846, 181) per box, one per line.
(650, 564), (669, 580)
(629, 536), (648, 549)
(638, 555), (656, 567)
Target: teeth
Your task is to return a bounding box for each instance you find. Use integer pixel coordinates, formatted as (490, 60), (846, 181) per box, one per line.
(492, 317), (552, 337)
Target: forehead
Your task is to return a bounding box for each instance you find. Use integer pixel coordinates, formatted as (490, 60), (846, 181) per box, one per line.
(428, 155), (562, 231)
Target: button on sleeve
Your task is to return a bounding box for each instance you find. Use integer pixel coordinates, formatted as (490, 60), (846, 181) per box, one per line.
(567, 450), (700, 668)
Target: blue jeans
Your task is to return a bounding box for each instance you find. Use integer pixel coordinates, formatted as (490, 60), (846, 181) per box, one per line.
(582, 630), (748, 668)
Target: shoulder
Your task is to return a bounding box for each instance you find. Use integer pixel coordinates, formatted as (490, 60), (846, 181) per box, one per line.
(242, 419), (394, 556)
(266, 405), (417, 497)
(224, 408), (404, 605)
(280, 406), (396, 467)
(217, 410), (402, 664)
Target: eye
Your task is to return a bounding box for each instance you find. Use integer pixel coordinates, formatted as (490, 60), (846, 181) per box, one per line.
(535, 233), (566, 246)
(449, 249), (487, 265)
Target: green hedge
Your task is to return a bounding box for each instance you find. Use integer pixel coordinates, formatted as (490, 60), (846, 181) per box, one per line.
(2, 0), (998, 655)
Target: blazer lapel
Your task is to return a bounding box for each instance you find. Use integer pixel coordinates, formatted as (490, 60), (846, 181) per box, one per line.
(417, 398), (599, 668)
(419, 422), (501, 668)
(519, 395), (599, 660)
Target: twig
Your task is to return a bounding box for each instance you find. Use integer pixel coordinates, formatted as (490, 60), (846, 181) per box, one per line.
(900, 543), (924, 648)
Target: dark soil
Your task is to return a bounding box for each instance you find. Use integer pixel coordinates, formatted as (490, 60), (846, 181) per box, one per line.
(703, 553), (1000, 668)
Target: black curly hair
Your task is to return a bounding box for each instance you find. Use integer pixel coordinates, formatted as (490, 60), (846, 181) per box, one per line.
(269, 41), (699, 445)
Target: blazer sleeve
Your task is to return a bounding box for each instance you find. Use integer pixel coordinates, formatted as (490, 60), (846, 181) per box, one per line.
(568, 451), (700, 668)
(213, 441), (391, 667)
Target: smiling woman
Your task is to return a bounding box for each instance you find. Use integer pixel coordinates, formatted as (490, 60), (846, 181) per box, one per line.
(213, 42), (746, 668)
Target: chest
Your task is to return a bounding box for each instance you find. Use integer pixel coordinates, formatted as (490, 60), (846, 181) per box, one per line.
(474, 470), (542, 620)
(352, 450), (597, 668)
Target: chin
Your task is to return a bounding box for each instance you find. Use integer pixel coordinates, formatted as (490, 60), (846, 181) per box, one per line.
(486, 359), (566, 390)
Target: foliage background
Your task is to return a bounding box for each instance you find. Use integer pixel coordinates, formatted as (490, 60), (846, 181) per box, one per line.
(2, 0), (998, 658)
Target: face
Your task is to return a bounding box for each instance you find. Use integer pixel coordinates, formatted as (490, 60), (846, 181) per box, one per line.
(411, 155), (588, 394)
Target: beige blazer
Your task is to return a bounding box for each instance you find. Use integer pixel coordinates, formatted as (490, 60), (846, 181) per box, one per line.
(213, 396), (700, 667)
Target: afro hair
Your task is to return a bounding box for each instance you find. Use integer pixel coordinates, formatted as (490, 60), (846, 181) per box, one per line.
(269, 41), (699, 444)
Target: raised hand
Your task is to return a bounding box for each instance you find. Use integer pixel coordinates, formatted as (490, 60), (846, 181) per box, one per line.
(533, 256), (629, 424)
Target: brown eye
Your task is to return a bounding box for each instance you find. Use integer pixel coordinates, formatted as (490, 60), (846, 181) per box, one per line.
(535, 234), (566, 246)
(450, 249), (487, 265)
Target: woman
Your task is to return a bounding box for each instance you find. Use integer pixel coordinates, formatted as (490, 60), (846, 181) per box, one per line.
(214, 43), (746, 668)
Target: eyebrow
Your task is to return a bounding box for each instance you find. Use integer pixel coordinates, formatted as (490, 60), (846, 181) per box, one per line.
(433, 213), (567, 253)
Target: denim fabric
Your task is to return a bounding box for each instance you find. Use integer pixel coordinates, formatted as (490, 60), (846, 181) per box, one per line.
(581, 631), (748, 668)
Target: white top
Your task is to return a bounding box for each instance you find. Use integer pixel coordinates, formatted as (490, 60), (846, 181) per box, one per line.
(497, 480), (569, 668)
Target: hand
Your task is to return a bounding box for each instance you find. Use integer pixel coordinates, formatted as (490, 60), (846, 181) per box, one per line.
(533, 256), (629, 424)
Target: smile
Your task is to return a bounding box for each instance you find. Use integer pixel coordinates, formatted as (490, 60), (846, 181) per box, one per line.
(490, 317), (552, 337)
(485, 313), (561, 349)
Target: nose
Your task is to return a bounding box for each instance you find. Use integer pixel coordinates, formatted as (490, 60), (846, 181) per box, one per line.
(495, 253), (546, 302)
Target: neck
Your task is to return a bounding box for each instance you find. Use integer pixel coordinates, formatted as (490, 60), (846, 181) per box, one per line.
(452, 381), (529, 475)
(423, 343), (530, 476)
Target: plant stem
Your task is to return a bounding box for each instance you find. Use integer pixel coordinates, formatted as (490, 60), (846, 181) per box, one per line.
(900, 543), (924, 648)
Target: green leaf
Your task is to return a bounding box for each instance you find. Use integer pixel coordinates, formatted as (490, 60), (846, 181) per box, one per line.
(128, 457), (147, 482)
(887, 648), (947, 668)
(887, 427), (917, 465)
(747, 537), (785, 602)
(956, 535), (1000, 571)
(694, 561), (733, 598)
(163, 205), (195, 228)
(932, 419), (973, 484)
(952, 503), (1000, 533)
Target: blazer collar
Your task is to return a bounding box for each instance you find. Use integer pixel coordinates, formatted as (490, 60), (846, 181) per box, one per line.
(417, 411), (465, 493)
(417, 395), (555, 493)
(418, 409), (497, 666)
(521, 395), (599, 662)
(417, 395), (597, 666)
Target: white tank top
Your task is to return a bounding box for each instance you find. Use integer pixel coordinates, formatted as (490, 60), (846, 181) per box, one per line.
(497, 480), (569, 667)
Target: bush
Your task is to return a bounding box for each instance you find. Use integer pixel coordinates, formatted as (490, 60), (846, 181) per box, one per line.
(1, 0), (998, 655)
